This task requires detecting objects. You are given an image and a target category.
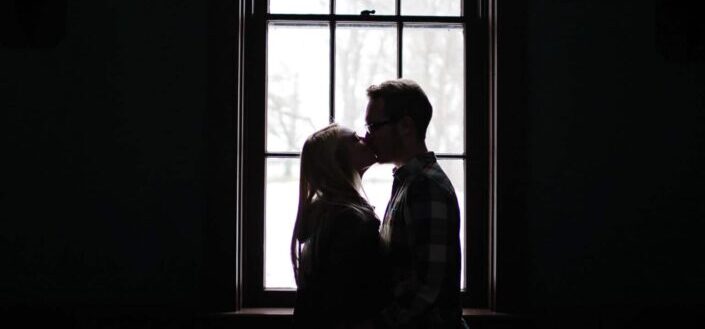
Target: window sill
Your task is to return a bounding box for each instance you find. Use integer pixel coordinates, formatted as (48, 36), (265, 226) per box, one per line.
(216, 307), (512, 317)
(206, 308), (526, 328)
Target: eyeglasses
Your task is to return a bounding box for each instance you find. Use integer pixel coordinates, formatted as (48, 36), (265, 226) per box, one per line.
(365, 119), (396, 135)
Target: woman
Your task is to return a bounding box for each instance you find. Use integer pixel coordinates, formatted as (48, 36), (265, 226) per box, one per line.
(291, 123), (390, 329)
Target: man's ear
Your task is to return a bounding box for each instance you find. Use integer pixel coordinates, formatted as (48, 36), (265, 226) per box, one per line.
(397, 116), (416, 138)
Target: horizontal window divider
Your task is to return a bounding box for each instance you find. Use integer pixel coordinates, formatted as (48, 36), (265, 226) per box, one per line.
(265, 152), (300, 158)
(212, 308), (514, 318)
(266, 14), (464, 24)
(435, 153), (467, 159)
(265, 153), (465, 159)
(264, 288), (295, 292)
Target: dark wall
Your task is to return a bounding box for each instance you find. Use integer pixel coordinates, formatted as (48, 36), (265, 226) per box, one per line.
(503, 1), (705, 328)
(1, 0), (219, 320)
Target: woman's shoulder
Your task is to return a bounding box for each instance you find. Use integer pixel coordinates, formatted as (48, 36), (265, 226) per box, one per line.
(328, 204), (380, 231)
(335, 204), (378, 221)
(308, 199), (379, 232)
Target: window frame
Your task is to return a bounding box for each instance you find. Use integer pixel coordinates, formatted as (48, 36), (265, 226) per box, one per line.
(236, 0), (493, 309)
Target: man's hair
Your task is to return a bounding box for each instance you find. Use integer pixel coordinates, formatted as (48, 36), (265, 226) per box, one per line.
(366, 79), (432, 141)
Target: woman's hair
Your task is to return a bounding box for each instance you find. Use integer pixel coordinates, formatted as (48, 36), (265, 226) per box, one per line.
(290, 123), (375, 285)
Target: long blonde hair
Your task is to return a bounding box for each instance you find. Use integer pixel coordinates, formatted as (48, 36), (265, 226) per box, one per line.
(290, 124), (375, 285)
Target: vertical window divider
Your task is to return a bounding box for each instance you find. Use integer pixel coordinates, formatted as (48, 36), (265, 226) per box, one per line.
(329, 0), (336, 123)
(396, 0), (402, 78)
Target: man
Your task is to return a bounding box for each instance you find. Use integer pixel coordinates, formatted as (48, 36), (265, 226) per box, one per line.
(363, 79), (466, 329)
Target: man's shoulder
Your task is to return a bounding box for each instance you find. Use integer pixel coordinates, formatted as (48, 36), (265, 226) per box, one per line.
(406, 163), (456, 198)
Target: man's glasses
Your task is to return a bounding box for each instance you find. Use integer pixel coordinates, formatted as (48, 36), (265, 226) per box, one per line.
(365, 119), (396, 135)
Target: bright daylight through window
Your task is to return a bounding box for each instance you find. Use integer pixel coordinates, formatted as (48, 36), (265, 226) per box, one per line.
(263, 0), (466, 290)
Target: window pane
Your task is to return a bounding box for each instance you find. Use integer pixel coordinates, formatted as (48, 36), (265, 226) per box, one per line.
(269, 0), (329, 14)
(401, 0), (461, 16)
(437, 159), (466, 290)
(335, 23), (397, 131)
(361, 163), (396, 220)
(403, 24), (464, 154)
(267, 23), (330, 153)
(335, 0), (395, 15)
(265, 157), (300, 289)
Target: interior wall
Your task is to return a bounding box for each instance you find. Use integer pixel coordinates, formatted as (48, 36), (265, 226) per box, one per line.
(1, 0), (211, 315)
(507, 1), (705, 327)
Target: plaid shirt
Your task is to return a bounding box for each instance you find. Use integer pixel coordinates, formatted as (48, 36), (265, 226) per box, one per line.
(378, 152), (463, 329)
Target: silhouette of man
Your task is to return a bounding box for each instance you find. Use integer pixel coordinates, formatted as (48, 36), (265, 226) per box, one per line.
(363, 79), (466, 329)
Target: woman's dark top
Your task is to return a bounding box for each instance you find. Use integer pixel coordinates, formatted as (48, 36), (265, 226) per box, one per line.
(293, 205), (391, 329)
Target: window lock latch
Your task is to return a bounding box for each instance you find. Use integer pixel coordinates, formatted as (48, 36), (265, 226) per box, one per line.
(360, 9), (376, 16)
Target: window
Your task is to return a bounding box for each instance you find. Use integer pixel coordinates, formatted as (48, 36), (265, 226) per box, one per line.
(239, 0), (491, 308)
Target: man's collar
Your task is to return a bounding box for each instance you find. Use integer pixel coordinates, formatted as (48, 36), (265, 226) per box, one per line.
(392, 152), (436, 181)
